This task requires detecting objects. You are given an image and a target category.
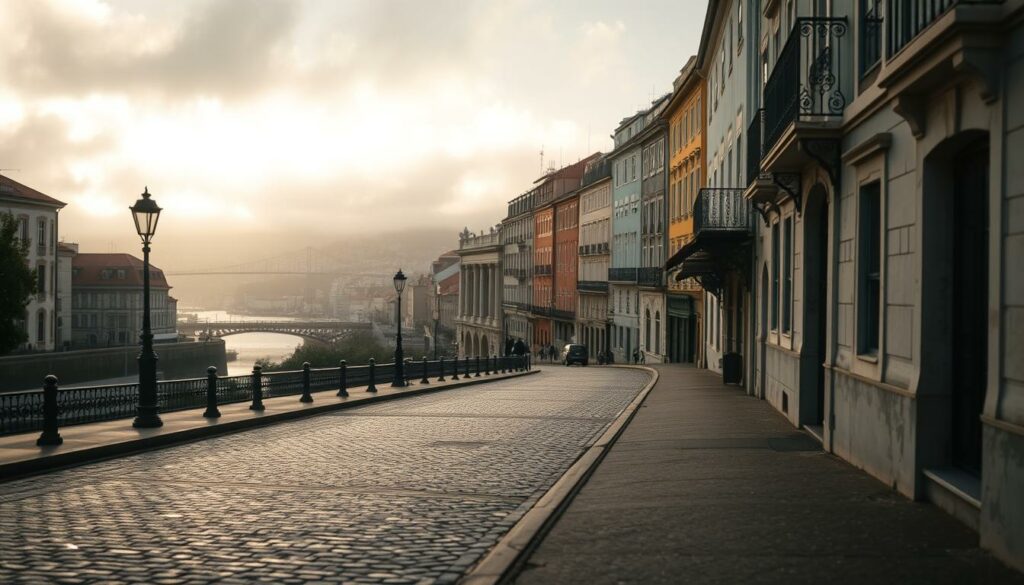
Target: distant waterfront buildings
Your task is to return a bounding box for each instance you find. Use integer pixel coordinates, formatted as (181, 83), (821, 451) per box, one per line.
(71, 253), (178, 347)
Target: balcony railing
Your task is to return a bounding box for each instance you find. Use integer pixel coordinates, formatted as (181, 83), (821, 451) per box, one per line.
(578, 242), (610, 256)
(862, 0), (883, 75)
(638, 267), (663, 288)
(763, 17), (849, 156)
(887, 0), (998, 58)
(693, 188), (754, 235)
(534, 264), (552, 276)
(578, 281), (609, 293)
(459, 230), (501, 250)
(608, 268), (638, 283)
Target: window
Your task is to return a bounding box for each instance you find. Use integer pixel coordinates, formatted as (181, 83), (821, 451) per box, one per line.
(36, 263), (45, 294)
(645, 309), (652, 349)
(771, 222), (780, 329)
(737, 1), (744, 47)
(858, 181), (881, 354)
(36, 309), (45, 343)
(782, 217), (793, 333)
(37, 219), (46, 250)
(655, 311), (661, 354)
(860, 0), (883, 76)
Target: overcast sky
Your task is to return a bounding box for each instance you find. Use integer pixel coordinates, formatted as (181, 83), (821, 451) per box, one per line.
(0, 0), (706, 268)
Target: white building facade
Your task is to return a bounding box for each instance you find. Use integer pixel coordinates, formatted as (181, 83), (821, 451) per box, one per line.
(456, 227), (503, 359)
(741, 0), (1024, 570)
(576, 157), (613, 359)
(0, 175), (66, 352)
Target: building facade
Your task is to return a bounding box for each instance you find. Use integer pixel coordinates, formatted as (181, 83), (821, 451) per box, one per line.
(501, 191), (535, 351)
(638, 95), (671, 363)
(737, 0), (1024, 569)
(552, 191), (580, 348)
(71, 253), (178, 347)
(609, 112), (646, 363)
(455, 227), (503, 358)
(1, 175), (66, 352)
(576, 156), (613, 360)
(56, 242), (78, 350)
(664, 56), (707, 366)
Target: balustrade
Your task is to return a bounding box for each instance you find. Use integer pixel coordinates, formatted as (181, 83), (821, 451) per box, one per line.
(693, 189), (754, 235)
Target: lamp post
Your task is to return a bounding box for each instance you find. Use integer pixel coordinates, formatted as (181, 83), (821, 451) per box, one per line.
(392, 269), (408, 387)
(130, 187), (163, 428)
(432, 281), (440, 360)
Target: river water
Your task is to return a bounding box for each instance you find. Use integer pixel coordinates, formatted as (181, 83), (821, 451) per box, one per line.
(188, 310), (306, 375)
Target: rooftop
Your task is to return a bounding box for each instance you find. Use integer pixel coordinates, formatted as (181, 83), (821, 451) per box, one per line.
(72, 253), (171, 289)
(0, 175), (66, 208)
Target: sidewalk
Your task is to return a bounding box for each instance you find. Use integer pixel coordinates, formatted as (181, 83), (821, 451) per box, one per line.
(513, 365), (1022, 585)
(0, 368), (535, 480)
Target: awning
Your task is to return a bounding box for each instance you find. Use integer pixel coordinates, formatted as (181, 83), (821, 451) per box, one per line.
(665, 238), (718, 281)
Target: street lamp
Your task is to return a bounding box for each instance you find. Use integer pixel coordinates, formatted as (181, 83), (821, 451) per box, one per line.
(130, 187), (163, 428)
(392, 269), (408, 387)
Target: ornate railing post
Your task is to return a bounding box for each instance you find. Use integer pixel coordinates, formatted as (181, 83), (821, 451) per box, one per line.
(367, 358), (377, 393)
(250, 365), (265, 411)
(337, 360), (349, 397)
(203, 366), (220, 418)
(300, 362), (313, 403)
(420, 356), (430, 384)
(451, 356), (460, 380)
(500, 356), (506, 374)
(438, 357), (447, 382)
(464, 356), (470, 378)
(36, 375), (62, 446)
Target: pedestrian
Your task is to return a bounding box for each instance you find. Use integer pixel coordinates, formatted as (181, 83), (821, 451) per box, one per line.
(632, 349), (639, 365)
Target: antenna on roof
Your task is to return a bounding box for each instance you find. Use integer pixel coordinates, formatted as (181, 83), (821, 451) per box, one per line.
(539, 145), (544, 174)
(0, 168), (20, 176)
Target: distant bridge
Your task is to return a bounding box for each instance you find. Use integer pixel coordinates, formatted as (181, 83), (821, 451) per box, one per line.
(180, 320), (375, 344)
(166, 246), (392, 278)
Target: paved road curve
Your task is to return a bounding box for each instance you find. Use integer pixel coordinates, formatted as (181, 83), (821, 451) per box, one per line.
(0, 367), (650, 584)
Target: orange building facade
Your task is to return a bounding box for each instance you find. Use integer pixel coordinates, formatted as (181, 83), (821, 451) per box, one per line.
(664, 56), (706, 365)
(552, 193), (579, 347)
(532, 205), (554, 349)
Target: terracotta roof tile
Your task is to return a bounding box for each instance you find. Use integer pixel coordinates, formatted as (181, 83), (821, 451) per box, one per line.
(72, 253), (170, 289)
(0, 175), (66, 207)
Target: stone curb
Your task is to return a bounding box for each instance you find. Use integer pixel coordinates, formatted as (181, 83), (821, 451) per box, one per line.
(459, 365), (660, 585)
(0, 369), (540, 482)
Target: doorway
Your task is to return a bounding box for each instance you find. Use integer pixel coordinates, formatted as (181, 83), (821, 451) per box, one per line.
(951, 138), (989, 476)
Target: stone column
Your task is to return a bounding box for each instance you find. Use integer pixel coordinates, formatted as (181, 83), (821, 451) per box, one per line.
(481, 265), (488, 321)
(459, 266), (466, 317)
(493, 264), (501, 322)
(475, 265), (483, 320)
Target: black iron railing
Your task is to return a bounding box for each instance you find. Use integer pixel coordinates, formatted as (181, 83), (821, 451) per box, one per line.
(608, 268), (638, 283)
(638, 267), (664, 288)
(535, 264), (552, 276)
(763, 17), (849, 155)
(0, 356), (529, 437)
(862, 0), (884, 75)
(693, 188), (754, 234)
(578, 280), (609, 293)
(888, 0), (999, 58)
(746, 109), (766, 186)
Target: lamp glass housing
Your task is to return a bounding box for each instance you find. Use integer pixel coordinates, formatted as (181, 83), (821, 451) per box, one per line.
(393, 269), (408, 294)
(130, 188), (162, 241)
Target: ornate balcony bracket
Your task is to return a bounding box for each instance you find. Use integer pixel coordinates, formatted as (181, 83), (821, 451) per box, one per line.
(800, 137), (842, 190)
(772, 173), (802, 215)
(697, 273), (724, 300)
(753, 200), (780, 227)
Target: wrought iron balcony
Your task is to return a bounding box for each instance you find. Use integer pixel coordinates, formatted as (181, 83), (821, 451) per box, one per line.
(551, 308), (576, 322)
(887, 0), (999, 58)
(534, 264), (552, 276)
(693, 188), (754, 235)
(608, 268), (637, 283)
(638, 267), (663, 288)
(578, 280), (609, 293)
(763, 17), (849, 156)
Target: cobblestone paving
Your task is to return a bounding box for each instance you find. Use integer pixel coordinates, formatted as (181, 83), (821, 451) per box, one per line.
(0, 367), (650, 584)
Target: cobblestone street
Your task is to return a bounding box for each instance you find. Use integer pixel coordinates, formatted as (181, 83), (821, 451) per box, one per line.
(0, 367), (650, 585)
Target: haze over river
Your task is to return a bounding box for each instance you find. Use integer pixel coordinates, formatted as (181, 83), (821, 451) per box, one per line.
(188, 310), (306, 376)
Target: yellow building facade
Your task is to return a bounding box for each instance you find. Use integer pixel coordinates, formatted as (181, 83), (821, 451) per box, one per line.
(663, 56), (705, 365)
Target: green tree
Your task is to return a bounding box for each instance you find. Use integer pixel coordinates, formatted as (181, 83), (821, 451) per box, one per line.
(0, 213), (36, 354)
(258, 329), (392, 371)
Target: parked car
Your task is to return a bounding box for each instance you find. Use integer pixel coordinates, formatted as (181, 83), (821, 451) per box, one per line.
(562, 344), (589, 366)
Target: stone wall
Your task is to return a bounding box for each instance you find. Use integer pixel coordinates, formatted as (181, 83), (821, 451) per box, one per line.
(0, 340), (227, 392)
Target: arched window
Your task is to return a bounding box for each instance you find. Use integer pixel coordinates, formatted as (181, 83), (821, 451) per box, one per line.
(645, 308), (651, 349)
(655, 311), (661, 354)
(36, 309), (46, 343)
